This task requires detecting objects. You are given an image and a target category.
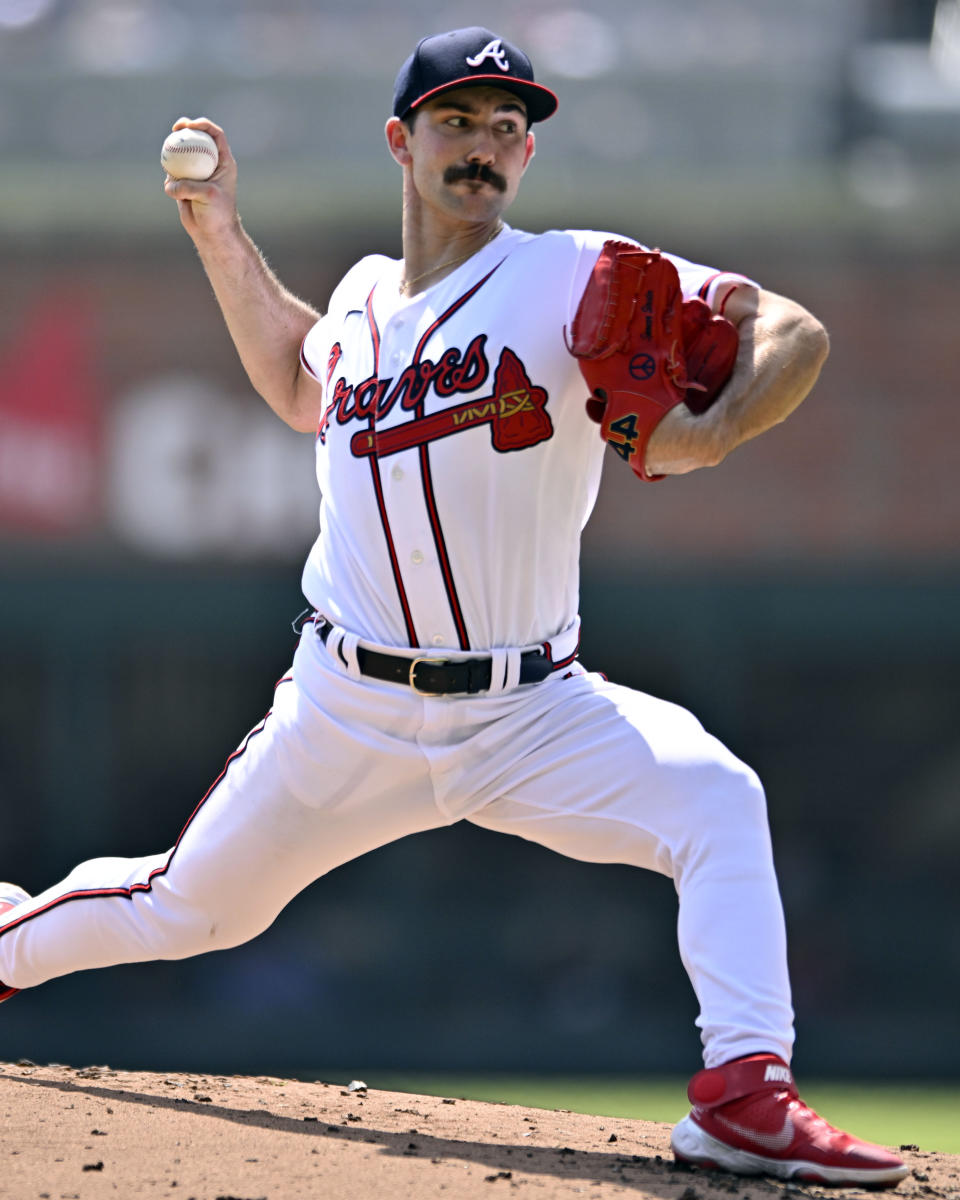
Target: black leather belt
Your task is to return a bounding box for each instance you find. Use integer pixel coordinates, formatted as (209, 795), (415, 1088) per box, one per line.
(296, 611), (556, 696)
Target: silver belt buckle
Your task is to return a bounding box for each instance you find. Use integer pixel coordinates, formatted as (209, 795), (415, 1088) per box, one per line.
(408, 656), (447, 695)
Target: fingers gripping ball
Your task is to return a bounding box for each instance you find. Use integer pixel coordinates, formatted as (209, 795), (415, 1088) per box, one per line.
(567, 241), (738, 481)
(161, 128), (219, 181)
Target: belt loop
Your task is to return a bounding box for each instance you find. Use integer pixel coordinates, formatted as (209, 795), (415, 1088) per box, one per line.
(503, 648), (522, 693)
(484, 648), (510, 696)
(336, 630), (363, 681)
(322, 625), (363, 682)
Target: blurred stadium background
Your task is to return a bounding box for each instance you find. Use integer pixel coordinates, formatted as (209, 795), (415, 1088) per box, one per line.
(1, 0), (958, 1085)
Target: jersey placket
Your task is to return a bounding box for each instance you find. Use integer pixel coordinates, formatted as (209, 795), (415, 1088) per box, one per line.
(376, 301), (462, 652)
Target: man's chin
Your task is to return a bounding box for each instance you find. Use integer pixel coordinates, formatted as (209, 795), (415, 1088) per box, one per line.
(446, 192), (506, 219)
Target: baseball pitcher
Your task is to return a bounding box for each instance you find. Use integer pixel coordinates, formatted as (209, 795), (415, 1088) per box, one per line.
(0, 27), (907, 1188)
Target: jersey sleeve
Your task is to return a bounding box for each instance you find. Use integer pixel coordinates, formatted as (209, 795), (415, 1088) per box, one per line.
(563, 229), (636, 331)
(562, 229), (758, 324)
(300, 313), (333, 392)
(662, 252), (759, 313)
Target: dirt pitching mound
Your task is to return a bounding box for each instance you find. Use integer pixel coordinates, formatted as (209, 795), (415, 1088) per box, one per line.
(0, 1061), (955, 1200)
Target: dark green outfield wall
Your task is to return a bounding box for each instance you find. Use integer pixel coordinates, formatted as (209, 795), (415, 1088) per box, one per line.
(1, 566), (956, 1080)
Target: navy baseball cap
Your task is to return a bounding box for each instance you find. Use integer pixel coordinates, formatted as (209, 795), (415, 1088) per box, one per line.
(393, 27), (558, 124)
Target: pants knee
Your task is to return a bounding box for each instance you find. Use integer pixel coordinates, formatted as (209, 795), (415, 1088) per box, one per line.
(127, 881), (277, 961)
(677, 762), (772, 869)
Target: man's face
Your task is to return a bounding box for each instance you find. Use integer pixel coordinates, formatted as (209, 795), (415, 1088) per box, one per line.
(399, 86), (535, 223)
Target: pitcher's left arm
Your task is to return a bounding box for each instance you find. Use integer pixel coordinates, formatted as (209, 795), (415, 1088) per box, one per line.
(645, 286), (829, 477)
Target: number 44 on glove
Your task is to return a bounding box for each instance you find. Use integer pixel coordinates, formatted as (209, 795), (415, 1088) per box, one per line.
(566, 240), (739, 482)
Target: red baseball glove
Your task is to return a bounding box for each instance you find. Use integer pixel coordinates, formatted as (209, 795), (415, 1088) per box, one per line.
(567, 241), (739, 481)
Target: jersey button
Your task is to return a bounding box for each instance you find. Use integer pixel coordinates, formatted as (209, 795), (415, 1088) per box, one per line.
(391, 465), (404, 481)
(410, 549), (424, 565)
(431, 634), (445, 646)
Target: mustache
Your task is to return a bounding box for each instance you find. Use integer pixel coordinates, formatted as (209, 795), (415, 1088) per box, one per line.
(443, 162), (508, 192)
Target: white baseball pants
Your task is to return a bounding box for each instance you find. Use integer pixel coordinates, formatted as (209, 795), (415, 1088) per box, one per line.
(0, 620), (794, 1068)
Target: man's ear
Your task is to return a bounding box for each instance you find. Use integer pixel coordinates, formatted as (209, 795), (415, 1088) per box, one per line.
(385, 116), (412, 166)
(521, 129), (536, 173)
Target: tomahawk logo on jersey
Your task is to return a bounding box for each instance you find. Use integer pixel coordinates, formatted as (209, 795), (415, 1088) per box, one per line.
(319, 302), (552, 459)
(348, 347), (552, 459)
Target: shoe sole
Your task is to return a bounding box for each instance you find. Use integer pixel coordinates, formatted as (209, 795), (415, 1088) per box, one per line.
(671, 1115), (909, 1187)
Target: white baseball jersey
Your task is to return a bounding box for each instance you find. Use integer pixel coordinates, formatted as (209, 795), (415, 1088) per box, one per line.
(299, 225), (752, 655)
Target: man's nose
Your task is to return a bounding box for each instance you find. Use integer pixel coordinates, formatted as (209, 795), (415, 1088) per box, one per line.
(466, 128), (496, 163)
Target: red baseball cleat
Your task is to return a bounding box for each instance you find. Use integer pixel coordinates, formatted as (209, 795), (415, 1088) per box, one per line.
(0, 882), (31, 1004)
(671, 1054), (909, 1187)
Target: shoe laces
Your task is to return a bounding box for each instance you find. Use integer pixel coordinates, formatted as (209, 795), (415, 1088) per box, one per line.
(787, 1094), (859, 1150)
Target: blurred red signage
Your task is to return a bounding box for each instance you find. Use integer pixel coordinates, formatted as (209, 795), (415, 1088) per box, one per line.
(0, 292), (103, 534)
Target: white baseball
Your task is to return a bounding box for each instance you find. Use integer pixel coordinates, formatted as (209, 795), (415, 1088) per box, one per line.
(161, 128), (219, 181)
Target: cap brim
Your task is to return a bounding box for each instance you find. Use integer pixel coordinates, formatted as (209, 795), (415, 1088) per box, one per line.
(406, 74), (558, 123)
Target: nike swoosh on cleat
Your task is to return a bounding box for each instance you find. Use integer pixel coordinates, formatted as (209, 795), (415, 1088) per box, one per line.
(714, 1112), (795, 1153)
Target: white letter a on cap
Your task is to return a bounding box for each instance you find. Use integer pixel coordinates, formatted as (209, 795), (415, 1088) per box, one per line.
(466, 38), (510, 71)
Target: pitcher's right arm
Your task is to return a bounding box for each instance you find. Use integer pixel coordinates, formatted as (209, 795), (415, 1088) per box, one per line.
(163, 117), (324, 433)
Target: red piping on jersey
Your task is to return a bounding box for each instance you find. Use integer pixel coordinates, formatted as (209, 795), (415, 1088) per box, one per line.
(418, 443), (469, 650)
(697, 272), (722, 301)
(698, 272), (748, 312)
(410, 261), (506, 651)
(718, 283), (743, 317)
(366, 287), (382, 364)
(0, 706), (275, 944)
(365, 286), (420, 648)
(299, 336), (321, 381)
(412, 263), (503, 360)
